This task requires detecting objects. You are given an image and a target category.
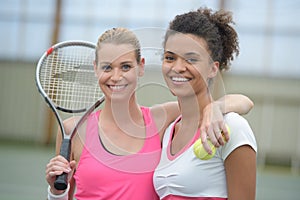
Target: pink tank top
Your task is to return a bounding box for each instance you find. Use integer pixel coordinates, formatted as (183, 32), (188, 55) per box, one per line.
(74, 107), (161, 200)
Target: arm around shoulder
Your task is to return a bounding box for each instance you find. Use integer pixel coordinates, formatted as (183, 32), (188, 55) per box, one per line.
(217, 94), (254, 115)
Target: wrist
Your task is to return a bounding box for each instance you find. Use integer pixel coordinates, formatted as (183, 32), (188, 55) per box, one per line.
(50, 187), (65, 195)
(47, 184), (69, 200)
(214, 100), (225, 114)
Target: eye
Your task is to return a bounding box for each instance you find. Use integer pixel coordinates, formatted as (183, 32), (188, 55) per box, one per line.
(121, 64), (132, 71)
(101, 65), (112, 72)
(185, 58), (199, 64)
(164, 55), (175, 62)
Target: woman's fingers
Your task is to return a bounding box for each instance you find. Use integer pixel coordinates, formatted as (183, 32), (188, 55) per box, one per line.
(200, 121), (229, 154)
(46, 155), (72, 181)
(199, 128), (212, 154)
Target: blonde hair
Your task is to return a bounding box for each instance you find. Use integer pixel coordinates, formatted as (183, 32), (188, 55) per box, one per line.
(95, 27), (141, 64)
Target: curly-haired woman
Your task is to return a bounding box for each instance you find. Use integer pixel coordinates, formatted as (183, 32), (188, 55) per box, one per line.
(153, 8), (257, 200)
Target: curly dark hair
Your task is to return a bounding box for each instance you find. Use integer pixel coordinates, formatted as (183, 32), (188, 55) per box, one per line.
(164, 7), (239, 71)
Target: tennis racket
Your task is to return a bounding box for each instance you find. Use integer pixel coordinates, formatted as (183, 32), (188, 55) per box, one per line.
(36, 40), (105, 190)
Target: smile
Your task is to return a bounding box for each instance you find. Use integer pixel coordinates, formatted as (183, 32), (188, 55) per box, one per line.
(108, 84), (127, 91)
(171, 76), (191, 82)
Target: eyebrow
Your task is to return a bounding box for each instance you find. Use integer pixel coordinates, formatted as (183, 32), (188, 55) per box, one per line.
(164, 51), (175, 55)
(184, 52), (201, 57)
(99, 60), (133, 66)
(120, 61), (133, 65)
(165, 50), (201, 57)
(99, 61), (110, 65)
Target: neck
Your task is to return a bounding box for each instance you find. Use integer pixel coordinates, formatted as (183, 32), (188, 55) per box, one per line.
(100, 95), (144, 135)
(178, 90), (213, 128)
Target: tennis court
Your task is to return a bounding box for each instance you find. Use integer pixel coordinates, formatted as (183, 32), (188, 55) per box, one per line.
(0, 141), (299, 200)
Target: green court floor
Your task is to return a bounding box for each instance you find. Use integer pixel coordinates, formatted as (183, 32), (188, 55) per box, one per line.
(0, 142), (299, 200)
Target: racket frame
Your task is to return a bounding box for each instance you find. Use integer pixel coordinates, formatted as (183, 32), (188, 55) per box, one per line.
(35, 40), (104, 190)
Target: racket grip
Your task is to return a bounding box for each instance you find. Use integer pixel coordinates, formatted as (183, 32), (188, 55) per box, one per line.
(54, 138), (71, 190)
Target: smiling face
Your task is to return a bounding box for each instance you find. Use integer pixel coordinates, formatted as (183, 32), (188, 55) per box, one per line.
(94, 43), (144, 102)
(162, 33), (219, 99)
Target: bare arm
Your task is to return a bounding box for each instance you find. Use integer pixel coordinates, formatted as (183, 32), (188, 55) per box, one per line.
(152, 94), (253, 149)
(45, 118), (77, 198)
(217, 94), (254, 115)
(225, 145), (257, 200)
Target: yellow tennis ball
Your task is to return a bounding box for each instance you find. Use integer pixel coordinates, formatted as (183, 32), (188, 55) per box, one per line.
(193, 124), (231, 160)
(193, 139), (216, 160)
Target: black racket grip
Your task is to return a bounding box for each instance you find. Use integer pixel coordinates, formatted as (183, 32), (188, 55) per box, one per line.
(54, 138), (71, 190)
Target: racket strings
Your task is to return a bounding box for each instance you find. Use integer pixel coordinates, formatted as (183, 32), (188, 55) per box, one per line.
(39, 45), (102, 111)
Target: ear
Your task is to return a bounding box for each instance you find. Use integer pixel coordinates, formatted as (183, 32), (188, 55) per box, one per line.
(208, 61), (219, 78)
(138, 57), (145, 77)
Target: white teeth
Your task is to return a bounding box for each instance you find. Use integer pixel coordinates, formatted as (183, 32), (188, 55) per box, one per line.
(171, 77), (189, 82)
(109, 85), (126, 90)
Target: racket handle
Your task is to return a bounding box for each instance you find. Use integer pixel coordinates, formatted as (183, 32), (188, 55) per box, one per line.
(54, 138), (71, 190)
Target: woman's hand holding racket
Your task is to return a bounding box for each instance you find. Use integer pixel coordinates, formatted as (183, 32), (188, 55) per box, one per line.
(45, 155), (76, 195)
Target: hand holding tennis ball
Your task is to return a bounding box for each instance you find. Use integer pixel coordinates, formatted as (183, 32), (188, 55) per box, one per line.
(193, 124), (230, 160)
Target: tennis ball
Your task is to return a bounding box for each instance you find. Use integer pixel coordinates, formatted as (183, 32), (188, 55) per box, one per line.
(193, 139), (216, 160)
(193, 124), (230, 160)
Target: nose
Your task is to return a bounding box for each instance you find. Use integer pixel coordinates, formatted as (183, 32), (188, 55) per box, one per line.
(172, 58), (186, 73)
(110, 68), (123, 82)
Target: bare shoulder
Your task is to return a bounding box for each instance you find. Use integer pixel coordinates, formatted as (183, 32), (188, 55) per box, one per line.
(150, 101), (179, 119)
(150, 102), (179, 139)
(63, 116), (81, 134)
